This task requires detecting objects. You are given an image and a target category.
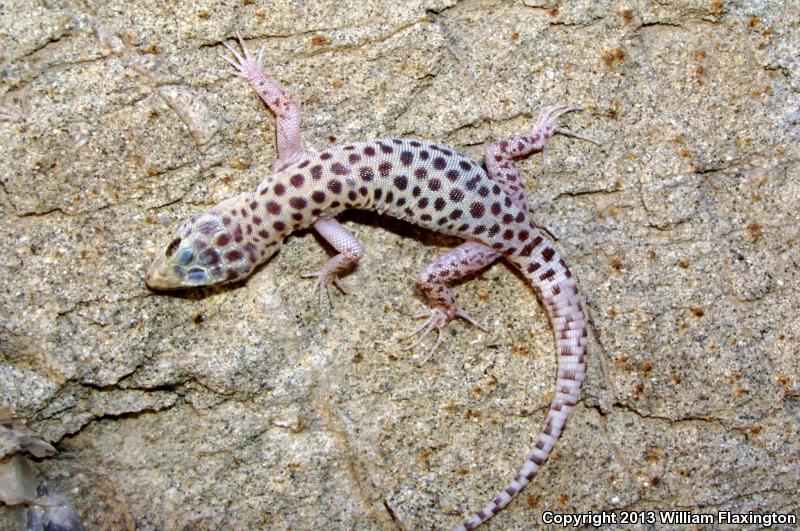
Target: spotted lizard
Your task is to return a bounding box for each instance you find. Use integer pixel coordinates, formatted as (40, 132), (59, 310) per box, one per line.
(146, 37), (594, 530)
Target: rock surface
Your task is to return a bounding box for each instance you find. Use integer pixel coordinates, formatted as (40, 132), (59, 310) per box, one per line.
(1, 0), (798, 529)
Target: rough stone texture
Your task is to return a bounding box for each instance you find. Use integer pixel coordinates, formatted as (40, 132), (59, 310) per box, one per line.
(1, 0), (798, 529)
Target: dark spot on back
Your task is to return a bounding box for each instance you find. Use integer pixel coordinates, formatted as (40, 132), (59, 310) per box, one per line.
(328, 180), (343, 194)
(359, 167), (375, 181)
(331, 162), (349, 175)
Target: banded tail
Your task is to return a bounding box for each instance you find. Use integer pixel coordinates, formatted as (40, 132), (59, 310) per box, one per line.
(454, 238), (588, 530)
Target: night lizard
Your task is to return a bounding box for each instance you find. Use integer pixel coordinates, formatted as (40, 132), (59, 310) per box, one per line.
(146, 37), (595, 530)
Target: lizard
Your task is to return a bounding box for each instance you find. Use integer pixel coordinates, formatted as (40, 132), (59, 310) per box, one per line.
(145, 37), (594, 530)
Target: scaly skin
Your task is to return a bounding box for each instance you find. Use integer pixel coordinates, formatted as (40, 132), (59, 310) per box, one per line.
(146, 37), (596, 530)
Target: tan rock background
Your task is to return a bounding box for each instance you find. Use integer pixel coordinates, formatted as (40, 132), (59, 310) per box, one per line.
(1, 0), (798, 528)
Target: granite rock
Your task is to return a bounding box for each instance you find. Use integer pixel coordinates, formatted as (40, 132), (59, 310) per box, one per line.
(1, 1), (798, 529)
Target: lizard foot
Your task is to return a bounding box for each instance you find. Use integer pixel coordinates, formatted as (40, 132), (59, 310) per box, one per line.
(301, 270), (347, 307)
(401, 306), (485, 365)
(221, 33), (266, 81)
(535, 105), (601, 164)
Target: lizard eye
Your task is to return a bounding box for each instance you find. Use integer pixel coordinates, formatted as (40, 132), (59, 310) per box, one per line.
(165, 238), (182, 257)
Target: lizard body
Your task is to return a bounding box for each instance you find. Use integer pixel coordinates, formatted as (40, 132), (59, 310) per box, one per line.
(146, 38), (593, 530)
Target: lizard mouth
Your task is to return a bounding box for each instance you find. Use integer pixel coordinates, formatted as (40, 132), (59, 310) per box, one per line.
(145, 257), (184, 290)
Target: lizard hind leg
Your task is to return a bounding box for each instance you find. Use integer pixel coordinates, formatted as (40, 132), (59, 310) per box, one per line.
(484, 105), (599, 211)
(402, 242), (499, 364)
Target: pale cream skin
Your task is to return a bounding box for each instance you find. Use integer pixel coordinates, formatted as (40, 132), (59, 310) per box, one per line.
(146, 37), (595, 530)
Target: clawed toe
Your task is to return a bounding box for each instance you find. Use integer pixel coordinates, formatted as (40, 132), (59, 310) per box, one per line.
(535, 105), (601, 164)
(220, 33), (266, 78)
(554, 126), (601, 145)
(401, 313), (445, 365)
(453, 307), (486, 332)
(301, 271), (346, 307)
(400, 306), (486, 364)
(542, 105), (582, 122)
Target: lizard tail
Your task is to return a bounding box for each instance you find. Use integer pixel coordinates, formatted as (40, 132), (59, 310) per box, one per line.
(453, 236), (588, 530)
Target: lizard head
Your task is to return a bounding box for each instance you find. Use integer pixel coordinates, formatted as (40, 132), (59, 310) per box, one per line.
(146, 202), (274, 290)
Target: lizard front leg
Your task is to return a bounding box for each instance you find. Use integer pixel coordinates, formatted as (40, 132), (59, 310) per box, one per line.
(222, 35), (304, 171)
(302, 218), (365, 304)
